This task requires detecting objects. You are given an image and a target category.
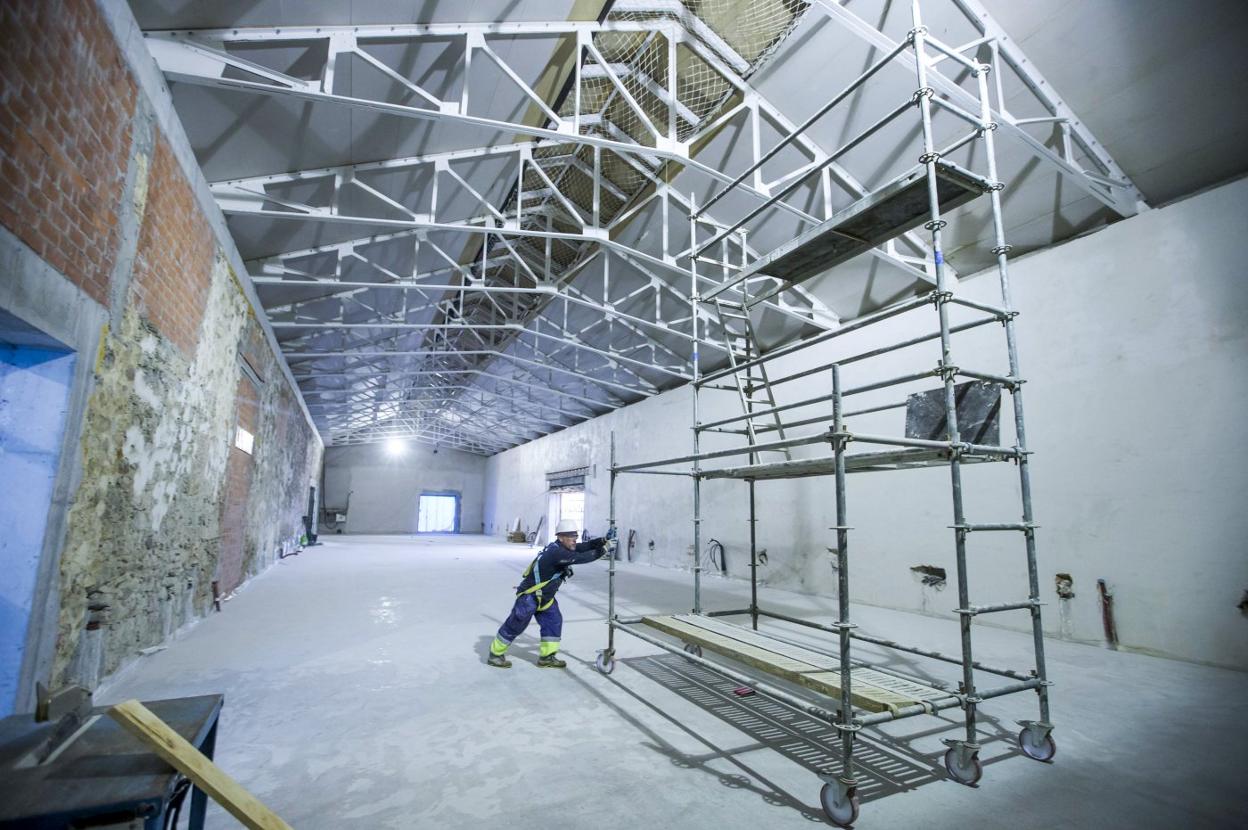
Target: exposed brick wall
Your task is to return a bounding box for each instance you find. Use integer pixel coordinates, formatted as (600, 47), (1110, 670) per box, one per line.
(0, 1), (325, 690)
(219, 374), (258, 595)
(0, 0), (137, 306)
(129, 137), (215, 357)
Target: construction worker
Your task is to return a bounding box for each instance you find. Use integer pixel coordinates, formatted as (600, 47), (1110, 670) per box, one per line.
(488, 519), (614, 669)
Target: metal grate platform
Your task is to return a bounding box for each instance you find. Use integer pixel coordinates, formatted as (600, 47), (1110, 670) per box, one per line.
(736, 160), (992, 295)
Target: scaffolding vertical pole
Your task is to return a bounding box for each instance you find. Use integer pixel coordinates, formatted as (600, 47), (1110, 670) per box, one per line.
(911, 0), (979, 755)
(742, 230), (760, 630)
(690, 194), (703, 615)
(608, 430), (618, 655)
(976, 64), (1053, 735)
(831, 364), (857, 789)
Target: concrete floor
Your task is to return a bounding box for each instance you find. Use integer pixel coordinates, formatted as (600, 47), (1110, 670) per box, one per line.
(100, 535), (1246, 829)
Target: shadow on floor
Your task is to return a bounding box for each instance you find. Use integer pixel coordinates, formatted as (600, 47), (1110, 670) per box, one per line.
(564, 649), (1028, 826)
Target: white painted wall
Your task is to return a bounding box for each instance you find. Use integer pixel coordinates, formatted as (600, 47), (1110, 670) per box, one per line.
(485, 176), (1248, 669)
(324, 443), (487, 534)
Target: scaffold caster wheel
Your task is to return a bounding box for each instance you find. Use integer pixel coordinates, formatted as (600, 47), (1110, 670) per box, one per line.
(683, 643), (703, 658)
(943, 747), (983, 786)
(820, 782), (859, 827)
(1018, 727), (1056, 762)
(595, 652), (615, 675)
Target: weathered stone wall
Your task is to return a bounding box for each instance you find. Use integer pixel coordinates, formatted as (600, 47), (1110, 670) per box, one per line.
(0, 0), (323, 694)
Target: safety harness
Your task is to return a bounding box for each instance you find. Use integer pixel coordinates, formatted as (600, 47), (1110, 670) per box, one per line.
(516, 554), (566, 611)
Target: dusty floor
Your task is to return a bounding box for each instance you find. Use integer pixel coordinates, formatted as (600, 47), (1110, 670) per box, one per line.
(100, 535), (1246, 829)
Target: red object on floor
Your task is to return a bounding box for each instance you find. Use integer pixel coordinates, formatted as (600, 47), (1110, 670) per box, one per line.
(732, 686), (755, 697)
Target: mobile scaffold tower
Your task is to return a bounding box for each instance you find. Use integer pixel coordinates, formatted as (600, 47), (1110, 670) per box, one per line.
(595, 2), (1055, 824)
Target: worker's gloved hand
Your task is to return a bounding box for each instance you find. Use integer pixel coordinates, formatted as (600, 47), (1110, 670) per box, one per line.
(605, 539), (618, 556)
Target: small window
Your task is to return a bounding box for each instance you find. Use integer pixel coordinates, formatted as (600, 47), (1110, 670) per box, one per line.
(234, 425), (254, 455)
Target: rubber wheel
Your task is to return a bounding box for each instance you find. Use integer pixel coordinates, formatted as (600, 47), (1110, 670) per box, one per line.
(595, 652), (615, 675)
(1018, 728), (1056, 762)
(943, 747), (983, 786)
(683, 643), (703, 658)
(819, 783), (859, 827)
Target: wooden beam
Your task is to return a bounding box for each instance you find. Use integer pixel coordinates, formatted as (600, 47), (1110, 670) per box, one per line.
(642, 614), (936, 714)
(108, 700), (293, 830)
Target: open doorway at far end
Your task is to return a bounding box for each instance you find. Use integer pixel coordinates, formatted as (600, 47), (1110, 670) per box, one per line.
(417, 492), (460, 534)
(546, 489), (585, 545)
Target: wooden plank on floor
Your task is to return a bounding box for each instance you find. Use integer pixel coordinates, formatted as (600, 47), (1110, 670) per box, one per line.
(109, 700), (292, 830)
(641, 616), (920, 713)
(642, 616), (817, 674)
(673, 614), (842, 670)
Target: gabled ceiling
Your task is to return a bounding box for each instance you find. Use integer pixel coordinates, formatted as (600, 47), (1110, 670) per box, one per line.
(128, 0), (1248, 454)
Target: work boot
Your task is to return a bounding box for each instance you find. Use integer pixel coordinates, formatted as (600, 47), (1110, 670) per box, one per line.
(537, 654), (567, 669)
(487, 653), (512, 669)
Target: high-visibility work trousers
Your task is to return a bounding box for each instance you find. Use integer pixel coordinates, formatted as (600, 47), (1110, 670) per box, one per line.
(491, 593), (562, 657)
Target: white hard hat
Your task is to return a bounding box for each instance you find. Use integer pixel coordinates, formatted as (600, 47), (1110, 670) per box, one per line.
(554, 519), (579, 535)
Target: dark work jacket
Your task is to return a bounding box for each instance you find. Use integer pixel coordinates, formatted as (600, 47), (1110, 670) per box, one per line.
(515, 538), (607, 604)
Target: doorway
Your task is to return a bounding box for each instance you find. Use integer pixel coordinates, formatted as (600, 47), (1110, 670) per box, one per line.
(0, 319), (76, 716)
(547, 489), (585, 543)
(417, 492), (460, 533)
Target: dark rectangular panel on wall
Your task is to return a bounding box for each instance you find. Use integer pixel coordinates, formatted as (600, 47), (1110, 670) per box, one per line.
(905, 381), (1001, 445)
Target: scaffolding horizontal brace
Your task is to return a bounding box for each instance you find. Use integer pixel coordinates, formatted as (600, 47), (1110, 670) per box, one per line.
(612, 431), (831, 472)
(955, 600), (1043, 616)
(696, 294), (932, 388)
(952, 523), (1037, 532)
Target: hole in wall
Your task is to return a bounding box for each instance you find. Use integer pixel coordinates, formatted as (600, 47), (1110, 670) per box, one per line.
(910, 564), (946, 588)
(1239, 591), (1248, 616)
(1055, 573), (1075, 599)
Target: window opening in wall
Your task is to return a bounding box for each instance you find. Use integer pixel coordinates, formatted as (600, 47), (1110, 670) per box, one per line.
(234, 425), (254, 455)
(417, 493), (459, 533)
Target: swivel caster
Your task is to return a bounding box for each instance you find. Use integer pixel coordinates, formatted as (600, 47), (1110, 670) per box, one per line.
(683, 643), (703, 658)
(1017, 722), (1056, 762)
(595, 651), (616, 675)
(943, 745), (983, 786)
(820, 781), (859, 827)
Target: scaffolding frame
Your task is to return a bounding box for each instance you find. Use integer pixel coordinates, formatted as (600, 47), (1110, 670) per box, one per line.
(597, 3), (1054, 824)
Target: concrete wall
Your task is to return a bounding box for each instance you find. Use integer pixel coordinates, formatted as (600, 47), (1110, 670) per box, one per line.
(485, 176), (1248, 670)
(0, 0), (323, 710)
(323, 443), (487, 535)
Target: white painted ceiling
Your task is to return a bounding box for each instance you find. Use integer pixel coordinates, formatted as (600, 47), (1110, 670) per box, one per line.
(128, 0), (1248, 452)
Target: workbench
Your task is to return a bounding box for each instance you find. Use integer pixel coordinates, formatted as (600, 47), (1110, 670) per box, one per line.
(0, 694), (222, 829)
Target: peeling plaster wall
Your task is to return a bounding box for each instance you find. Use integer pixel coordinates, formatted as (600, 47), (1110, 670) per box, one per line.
(486, 176), (1248, 671)
(0, 0), (323, 705)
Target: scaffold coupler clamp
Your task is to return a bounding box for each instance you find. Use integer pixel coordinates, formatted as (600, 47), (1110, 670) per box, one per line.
(930, 289), (954, 307)
(828, 428), (852, 449)
(906, 25), (929, 43)
(936, 361), (959, 382)
(911, 85), (935, 106)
